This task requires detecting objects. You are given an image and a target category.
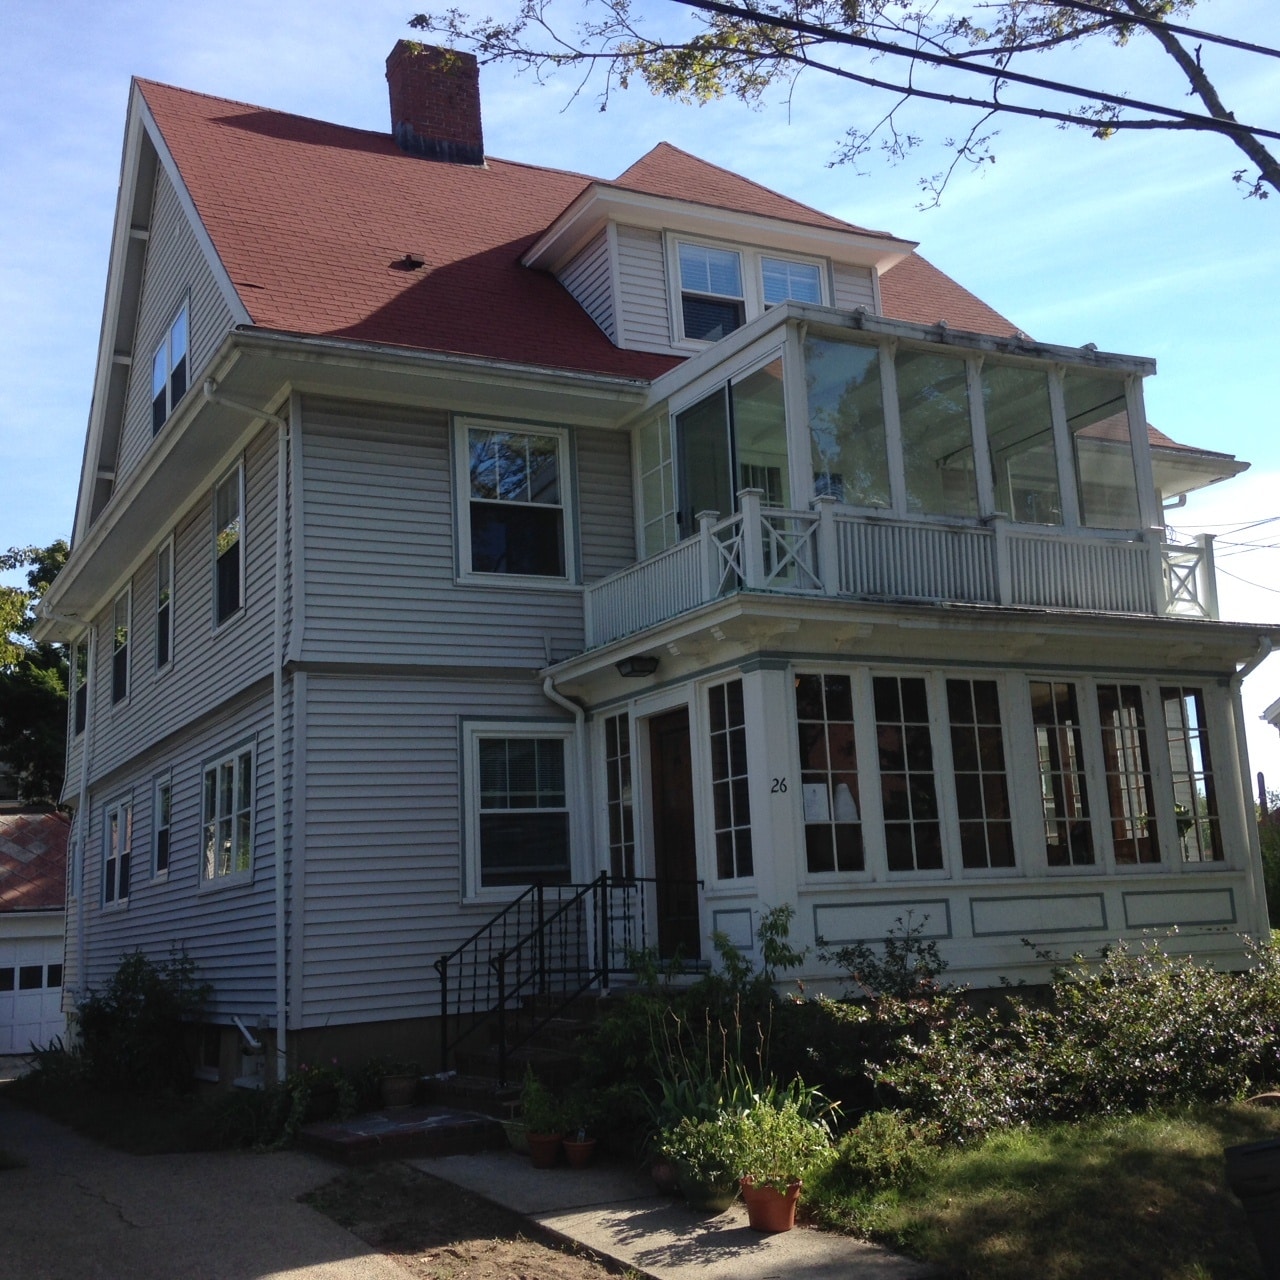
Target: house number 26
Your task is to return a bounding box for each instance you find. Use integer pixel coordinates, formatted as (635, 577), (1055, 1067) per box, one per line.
(771, 777), (788, 793)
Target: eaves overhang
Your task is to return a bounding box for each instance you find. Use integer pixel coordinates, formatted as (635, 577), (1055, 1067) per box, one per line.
(35, 328), (651, 641)
(544, 590), (1280, 704)
(523, 183), (917, 275)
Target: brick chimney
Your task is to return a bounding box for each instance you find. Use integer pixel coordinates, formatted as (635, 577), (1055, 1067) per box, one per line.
(386, 41), (484, 165)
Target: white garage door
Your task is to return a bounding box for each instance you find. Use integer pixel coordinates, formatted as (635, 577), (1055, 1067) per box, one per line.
(0, 934), (66, 1054)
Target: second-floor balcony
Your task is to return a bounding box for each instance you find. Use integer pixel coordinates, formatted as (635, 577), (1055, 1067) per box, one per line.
(584, 303), (1231, 652)
(584, 488), (1219, 650)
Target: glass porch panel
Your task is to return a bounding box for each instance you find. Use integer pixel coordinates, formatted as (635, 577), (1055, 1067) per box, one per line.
(1030, 680), (1094, 867)
(1097, 683), (1159, 864)
(731, 358), (789, 507)
(802, 334), (890, 507)
(676, 389), (733, 535)
(873, 675), (943, 871)
(795, 673), (863, 873)
(982, 363), (1062, 525)
(637, 410), (677, 557)
(1161, 686), (1223, 862)
(1063, 370), (1142, 530)
(896, 350), (979, 518)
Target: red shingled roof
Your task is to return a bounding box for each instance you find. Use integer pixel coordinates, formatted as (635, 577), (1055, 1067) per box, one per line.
(0, 810), (69, 913)
(137, 79), (1016, 373)
(611, 141), (889, 237)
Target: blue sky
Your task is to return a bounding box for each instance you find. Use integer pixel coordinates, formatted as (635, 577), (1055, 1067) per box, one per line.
(2, 0), (1279, 782)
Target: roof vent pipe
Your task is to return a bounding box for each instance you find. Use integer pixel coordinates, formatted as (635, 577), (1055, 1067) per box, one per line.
(386, 41), (485, 165)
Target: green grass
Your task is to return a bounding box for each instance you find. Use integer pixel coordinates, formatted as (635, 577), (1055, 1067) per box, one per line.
(809, 1104), (1280, 1280)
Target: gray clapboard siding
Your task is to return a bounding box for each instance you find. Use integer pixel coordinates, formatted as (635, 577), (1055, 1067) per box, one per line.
(300, 403), (587, 668)
(832, 262), (878, 313)
(78, 692), (278, 1018)
(577, 426), (635, 581)
(615, 225), (673, 353)
(86, 428), (278, 782)
(559, 230), (616, 342)
(115, 165), (236, 486)
(297, 673), (568, 1025)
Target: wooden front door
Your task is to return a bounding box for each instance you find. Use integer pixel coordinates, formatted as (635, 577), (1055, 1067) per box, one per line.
(648, 707), (701, 960)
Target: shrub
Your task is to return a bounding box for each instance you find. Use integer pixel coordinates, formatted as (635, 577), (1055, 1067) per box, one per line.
(77, 950), (211, 1094)
(881, 936), (1280, 1141)
(809, 1110), (940, 1197)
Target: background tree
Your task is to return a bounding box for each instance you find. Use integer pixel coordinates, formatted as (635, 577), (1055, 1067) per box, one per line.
(0, 542), (69, 805)
(415, 0), (1280, 204)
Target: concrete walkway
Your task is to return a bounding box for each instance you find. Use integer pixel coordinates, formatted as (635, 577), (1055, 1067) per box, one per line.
(0, 1099), (404, 1280)
(411, 1149), (938, 1280)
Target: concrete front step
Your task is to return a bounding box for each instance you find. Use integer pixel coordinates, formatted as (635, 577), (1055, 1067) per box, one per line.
(297, 1104), (507, 1165)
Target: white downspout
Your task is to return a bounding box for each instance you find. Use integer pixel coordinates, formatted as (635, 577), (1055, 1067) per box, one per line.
(75, 628), (94, 1015)
(1230, 637), (1273, 942)
(542, 675), (590, 881)
(204, 379), (289, 1080)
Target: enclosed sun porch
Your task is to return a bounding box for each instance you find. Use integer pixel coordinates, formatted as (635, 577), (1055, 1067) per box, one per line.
(585, 304), (1232, 651)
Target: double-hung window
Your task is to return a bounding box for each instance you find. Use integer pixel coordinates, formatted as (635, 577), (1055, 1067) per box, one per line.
(214, 463), (243, 625)
(202, 747), (253, 882)
(874, 675), (943, 872)
(467, 725), (573, 893)
(104, 798), (132, 905)
(461, 422), (570, 579)
(155, 537), (174, 669)
(677, 242), (745, 341)
(111, 589), (130, 705)
(795, 673), (863, 874)
(673, 238), (828, 344)
(1161, 686), (1223, 863)
(151, 302), (189, 434)
(153, 775), (172, 877)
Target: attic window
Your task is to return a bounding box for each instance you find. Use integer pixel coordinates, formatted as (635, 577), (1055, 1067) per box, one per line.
(677, 242), (744, 342)
(151, 302), (189, 434)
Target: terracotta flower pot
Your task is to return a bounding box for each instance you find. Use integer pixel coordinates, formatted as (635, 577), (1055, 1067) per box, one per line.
(527, 1131), (563, 1169)
(379, 1073), (418, 1107)
(740, 1176), (802, 1233)
(563, 1137), (597, 1169)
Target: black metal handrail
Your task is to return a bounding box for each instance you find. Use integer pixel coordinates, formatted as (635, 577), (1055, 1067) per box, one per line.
(433, 872), (703, 1084)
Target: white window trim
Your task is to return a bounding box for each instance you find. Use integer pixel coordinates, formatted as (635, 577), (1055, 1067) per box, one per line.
(152, 771), (173, 881)
(110, 586), (131, 708)
(103, 796), (133, 908)
(212, 460), (245, 630)
(199, 742), (255, 889)
(665, 232), (829, 349)
(155, 534), (175, 674)
(462, 719), (578, 904)
(453, 417), (579, 588)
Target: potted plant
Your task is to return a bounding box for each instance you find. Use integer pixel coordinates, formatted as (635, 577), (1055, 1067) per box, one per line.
(520, 1070), (565, 1169)
(736, 1098), (831, 1233)
(376, 1060), (422, 1108)
(561, 1090), (599, 1169)
(657, 1111), (747, 1213)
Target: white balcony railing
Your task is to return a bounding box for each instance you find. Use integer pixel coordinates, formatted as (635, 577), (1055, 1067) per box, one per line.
(583, 490), (1218, 650)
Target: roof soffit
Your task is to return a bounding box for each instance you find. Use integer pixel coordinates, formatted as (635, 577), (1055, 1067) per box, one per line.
(523, 183), (917, 274)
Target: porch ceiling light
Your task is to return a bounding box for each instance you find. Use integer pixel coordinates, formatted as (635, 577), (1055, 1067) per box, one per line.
(616, 654), (659, 677)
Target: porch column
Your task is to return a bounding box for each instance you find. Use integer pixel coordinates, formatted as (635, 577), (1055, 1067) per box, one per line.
(739, 661), (803, 935)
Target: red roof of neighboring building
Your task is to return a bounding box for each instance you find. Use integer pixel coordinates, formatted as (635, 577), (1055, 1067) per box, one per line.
(136, 79), (1018, 373)
(0, 810), (69, 913)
